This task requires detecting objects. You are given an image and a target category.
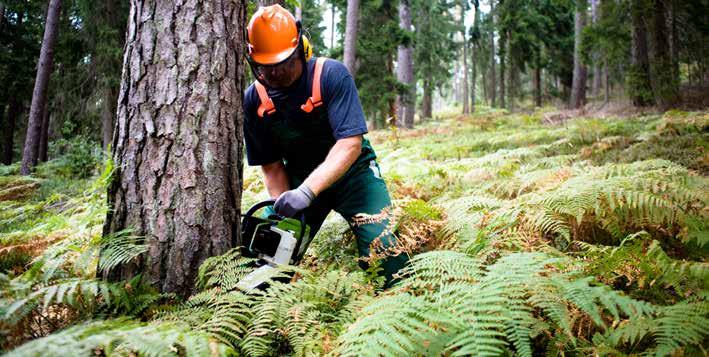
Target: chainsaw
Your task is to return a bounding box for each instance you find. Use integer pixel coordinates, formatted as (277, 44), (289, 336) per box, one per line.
(235, 199), (311, 291)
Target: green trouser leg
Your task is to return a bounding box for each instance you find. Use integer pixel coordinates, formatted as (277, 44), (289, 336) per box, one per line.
(291, 160), (409, 287)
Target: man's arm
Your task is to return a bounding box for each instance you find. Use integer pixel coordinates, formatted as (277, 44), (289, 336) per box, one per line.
(261, 161), (290, 199)
(303, 135), (362, 195)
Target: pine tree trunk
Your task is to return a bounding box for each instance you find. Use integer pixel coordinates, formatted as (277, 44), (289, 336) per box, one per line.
(396, 0), (414, 128)
(499, 32), (506, 109)
(534, 63), (542, 107)
(38, 103), (50, 162)
(102, 86), (115, 151)
(604, 61), (610, 103)
(629, 0), (653, 107)
(422, 75), (432, 120)
(506, 33), (514, 111)
(0, 3), (5, 32)
(470, 43), (476, 113)
(102, 0), (247, 297)
(3, 98), (20, 165)
(570, 0), (587, 109)
(20, 0), (61, 175)
(648, 0), (679, 110)
(489, 2), (496, 108)
(460, 2), (469, 114)
(591, 0), (601, 97)
(344, 0), (359, 76)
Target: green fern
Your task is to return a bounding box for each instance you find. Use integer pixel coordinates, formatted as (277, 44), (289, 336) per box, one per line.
(336, 251), (654, 356)
(4, 318), (232, 356)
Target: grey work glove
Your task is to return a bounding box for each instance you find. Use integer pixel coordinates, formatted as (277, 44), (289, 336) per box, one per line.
(274, 184), (315, 218)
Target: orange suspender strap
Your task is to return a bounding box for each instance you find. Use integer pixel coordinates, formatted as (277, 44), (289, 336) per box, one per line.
(255, 57), (328, 118)
(301, 57), (327, 113)
(254, 81), (276, 118)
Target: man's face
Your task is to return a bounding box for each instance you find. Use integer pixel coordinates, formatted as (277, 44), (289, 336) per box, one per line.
(253, 51), (303, 89)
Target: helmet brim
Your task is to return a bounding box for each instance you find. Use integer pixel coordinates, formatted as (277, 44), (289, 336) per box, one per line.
(250, 45), (298, 65)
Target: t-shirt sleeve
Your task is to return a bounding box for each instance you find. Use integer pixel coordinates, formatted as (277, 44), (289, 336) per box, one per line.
(322, 61), (369, 140)
(243, 86), (282, 166)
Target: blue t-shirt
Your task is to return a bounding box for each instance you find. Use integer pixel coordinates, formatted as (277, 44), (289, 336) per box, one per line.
(242, 58), (368, 166)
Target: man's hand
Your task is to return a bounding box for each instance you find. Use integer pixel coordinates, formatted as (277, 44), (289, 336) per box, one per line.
(274, 184), (316, 217)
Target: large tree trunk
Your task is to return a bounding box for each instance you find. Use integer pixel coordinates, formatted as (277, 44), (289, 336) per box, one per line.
(569, 0), (587, 109)
(396, 0), (414, 128)
(629, 0), (653, 107)
(38, 103), (50, 162)
(20, 0), (61, 175)
(102, 0), (247, 297)
(3, 98), (20, 165)
(343, 0), (359, 76)
(647, 0), (679, 110)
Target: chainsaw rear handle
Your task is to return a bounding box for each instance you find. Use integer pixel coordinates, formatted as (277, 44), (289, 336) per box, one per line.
(241, 199), (307, 241)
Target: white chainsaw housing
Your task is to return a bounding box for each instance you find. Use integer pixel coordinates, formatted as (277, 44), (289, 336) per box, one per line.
(237, 226), (298, 291)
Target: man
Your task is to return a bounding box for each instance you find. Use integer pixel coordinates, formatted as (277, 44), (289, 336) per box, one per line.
(242, 5), (407, 285)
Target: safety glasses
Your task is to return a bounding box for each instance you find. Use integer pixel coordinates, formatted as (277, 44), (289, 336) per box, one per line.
(247, 47), (302, 89)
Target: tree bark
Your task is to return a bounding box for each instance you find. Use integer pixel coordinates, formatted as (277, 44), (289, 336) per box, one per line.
(102, 0), (247, 297)
(570, 0), (587, 109)
(396, 0), (414, 128)
(343, 0), (359, 76)
(20, 0), (61, 175)
(38, 103), (50, 162)
(629, 0), (653, 107)
(647, 0), (679, 110)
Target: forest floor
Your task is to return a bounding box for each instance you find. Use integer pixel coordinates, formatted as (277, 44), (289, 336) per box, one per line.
(1, 106), (707, 355)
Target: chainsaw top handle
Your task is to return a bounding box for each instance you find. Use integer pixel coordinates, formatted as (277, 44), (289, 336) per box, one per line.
(242, 199), (307, 241)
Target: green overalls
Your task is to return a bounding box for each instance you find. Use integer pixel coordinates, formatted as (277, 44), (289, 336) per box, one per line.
(255, 62), (408, 285)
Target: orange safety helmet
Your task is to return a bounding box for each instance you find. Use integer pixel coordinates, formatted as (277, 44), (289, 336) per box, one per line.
(247, 5), (300, 65)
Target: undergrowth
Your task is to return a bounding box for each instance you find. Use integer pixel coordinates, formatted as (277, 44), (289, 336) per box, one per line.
(1, 107), (707, 356)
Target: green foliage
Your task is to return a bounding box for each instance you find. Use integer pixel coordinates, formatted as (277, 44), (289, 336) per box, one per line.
(4, 318), (231, 357)
(4, 109), (707, 355)
(337, 251), (654, 356)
